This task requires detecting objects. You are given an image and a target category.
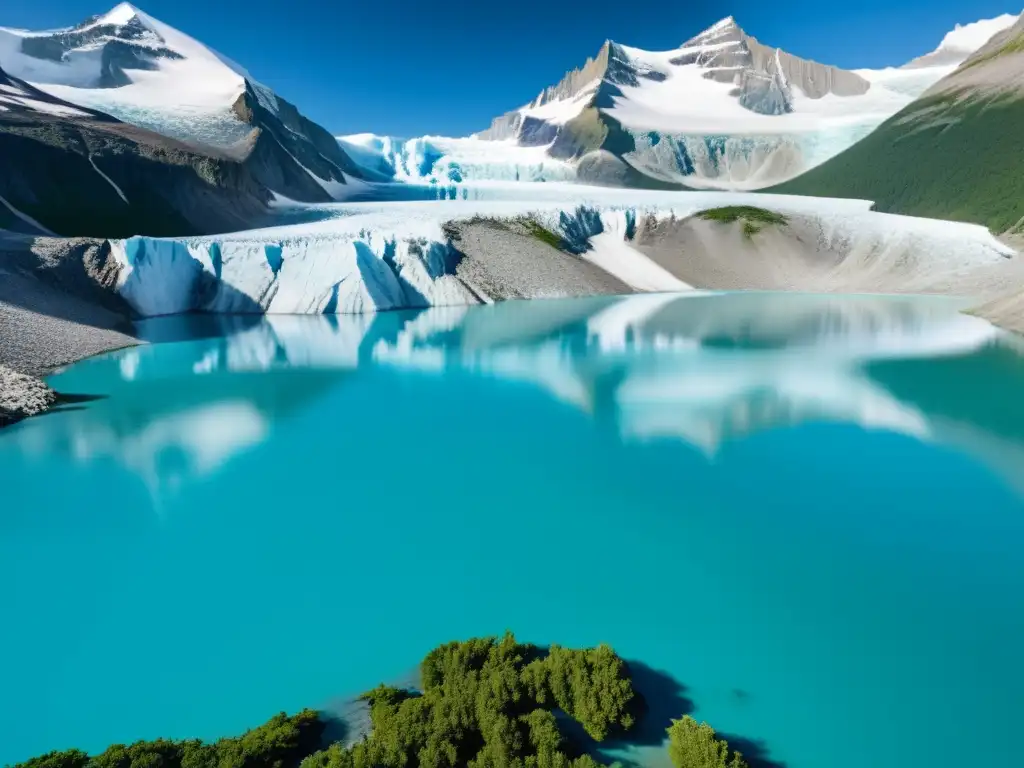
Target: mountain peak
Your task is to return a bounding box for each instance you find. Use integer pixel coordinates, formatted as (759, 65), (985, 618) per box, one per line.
(684, 15), (747, 48)
(82, 3), (142, 29)
(706, 15), (738, 30)
(694, 16), (742, 39)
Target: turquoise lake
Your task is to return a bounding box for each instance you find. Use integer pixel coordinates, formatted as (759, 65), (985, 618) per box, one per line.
(2, 292), (1023, 768)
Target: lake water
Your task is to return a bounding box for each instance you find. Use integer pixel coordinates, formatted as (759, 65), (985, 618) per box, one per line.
(2, 292), (1023, 768)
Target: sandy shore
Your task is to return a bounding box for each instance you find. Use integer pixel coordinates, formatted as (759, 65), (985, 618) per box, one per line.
(966, 255), (1024, 334)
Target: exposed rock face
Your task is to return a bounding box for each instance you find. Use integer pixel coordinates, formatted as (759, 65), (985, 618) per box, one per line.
(0, 64), (273, 238)
(230, 82), (363, 200)
(476, 44), (612, 141)
(745, 35), (869, 99)
(677, 18), (868, 112)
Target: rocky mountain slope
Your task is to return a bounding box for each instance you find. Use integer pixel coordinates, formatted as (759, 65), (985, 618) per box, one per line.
(772, 12), (1024, 235)
(0, 3), (366, 204)
(0, 63), (275, 238)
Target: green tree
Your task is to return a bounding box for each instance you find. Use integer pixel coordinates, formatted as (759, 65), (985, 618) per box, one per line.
(13, 752), (89, 768)
(666, 717), (748, 768)
(527, 644), (636, 741)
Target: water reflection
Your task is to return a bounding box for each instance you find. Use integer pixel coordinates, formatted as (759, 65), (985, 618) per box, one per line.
(8, 292), (1024, 494)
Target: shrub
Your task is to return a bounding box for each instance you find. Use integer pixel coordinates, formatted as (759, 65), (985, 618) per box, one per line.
(696, 207), (788, 227)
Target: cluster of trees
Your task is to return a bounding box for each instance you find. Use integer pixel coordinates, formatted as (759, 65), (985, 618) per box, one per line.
(300, 632), (637, 768)
(10, 634), (749, 768)
(13, 711), (323, 768)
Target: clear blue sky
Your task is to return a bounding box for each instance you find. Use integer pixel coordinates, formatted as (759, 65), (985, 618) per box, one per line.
(4, 0), (1019, 136)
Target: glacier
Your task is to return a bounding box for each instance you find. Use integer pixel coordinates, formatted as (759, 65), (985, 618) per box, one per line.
(336, 129), (888, 192)
(336, 134), (577, 186)
(108, 188), (1016, 319)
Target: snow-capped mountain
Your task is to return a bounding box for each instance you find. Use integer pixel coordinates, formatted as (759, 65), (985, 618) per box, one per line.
(0, 3), (365, 203)
(339, 14), (1017, 193)
(471, 15), (1003, 190)
(0, 61), (272, 238)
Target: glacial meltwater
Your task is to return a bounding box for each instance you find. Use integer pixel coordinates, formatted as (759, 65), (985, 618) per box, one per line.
(2, 292), (1023, 768)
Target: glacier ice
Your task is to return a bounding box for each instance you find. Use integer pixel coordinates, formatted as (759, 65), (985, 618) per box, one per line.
(336, 134), (577, 187)
(109, 190), (1015, 319)
(621, 123), (887, 189)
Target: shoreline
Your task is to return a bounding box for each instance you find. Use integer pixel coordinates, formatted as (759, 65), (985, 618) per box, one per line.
(2, 209), (1023, 430)
(0, 234), (140, 427)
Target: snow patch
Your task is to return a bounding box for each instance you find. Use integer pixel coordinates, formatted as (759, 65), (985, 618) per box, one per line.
(88, 156), (129, 204)
(0, 193), (57, 235)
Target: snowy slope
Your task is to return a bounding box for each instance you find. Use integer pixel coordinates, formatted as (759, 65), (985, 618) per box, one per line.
(0, 3), (252, 147)
(599, 44), (910, 135)
(0, 3), (364, 202)
(903, 13), (1020, 68)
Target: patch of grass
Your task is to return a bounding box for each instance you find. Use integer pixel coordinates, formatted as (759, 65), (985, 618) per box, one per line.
(519, 217), (566, 249)
(697, 206), (789, 226)
(770, 92), (1024, 234)
(697, 206), (788, 238)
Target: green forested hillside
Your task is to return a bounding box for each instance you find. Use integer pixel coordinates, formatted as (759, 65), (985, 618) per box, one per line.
(771, 92), (1024, 234)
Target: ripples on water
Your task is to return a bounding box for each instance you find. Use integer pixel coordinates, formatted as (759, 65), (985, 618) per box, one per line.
(2, 292), (1023, 768)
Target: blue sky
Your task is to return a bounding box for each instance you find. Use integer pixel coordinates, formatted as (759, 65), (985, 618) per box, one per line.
(4, 0), (1019, 136)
